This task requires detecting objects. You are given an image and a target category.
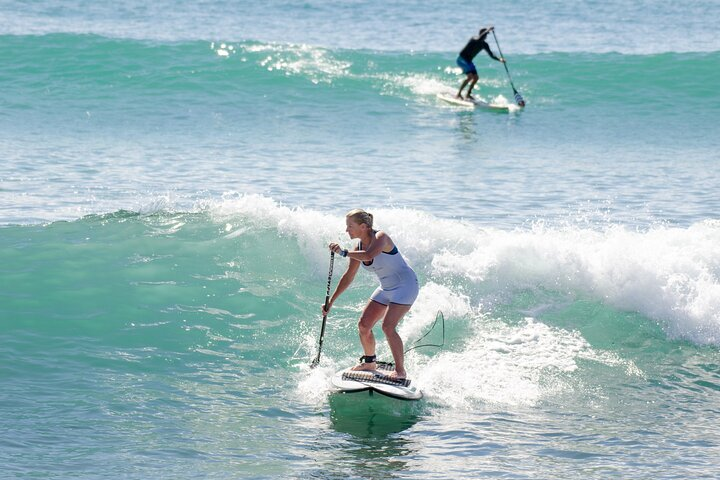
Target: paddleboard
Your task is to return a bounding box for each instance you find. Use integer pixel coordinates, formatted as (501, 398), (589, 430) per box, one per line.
(331, 362), (423, 401)
(437, 92), (512, 112)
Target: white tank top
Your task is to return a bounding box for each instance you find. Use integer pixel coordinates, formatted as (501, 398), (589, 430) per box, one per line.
(359, 240), (416, 290)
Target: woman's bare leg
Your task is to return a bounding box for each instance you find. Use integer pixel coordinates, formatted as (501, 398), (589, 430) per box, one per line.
(381, 303), (412, 379)
(351, 300), (386, 371)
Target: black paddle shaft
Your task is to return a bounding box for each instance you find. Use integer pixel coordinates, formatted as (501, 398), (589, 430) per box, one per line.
(491, 30), (525, 106)
(311, 251), (335, 368)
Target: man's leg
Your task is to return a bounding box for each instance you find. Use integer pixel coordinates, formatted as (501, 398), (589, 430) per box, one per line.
(466, 73), (479, 99)
(457, 74), (471, 98)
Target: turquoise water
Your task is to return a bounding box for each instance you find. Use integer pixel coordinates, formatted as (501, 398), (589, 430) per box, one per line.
(2, 1), (720, 478)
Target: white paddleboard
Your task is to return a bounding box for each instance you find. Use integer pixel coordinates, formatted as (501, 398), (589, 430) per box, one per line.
(437, 92), (511, 112)
(331, 362), (423, 401)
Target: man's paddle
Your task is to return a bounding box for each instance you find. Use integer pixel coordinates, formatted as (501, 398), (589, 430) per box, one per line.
(311, 251), (335, 368)
(491, 29), (526, 107)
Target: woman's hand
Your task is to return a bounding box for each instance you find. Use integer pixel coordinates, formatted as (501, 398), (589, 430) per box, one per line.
(328, 243), (348, 257)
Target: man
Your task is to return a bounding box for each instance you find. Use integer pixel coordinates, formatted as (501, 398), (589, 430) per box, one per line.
(456, 26), (505, 100)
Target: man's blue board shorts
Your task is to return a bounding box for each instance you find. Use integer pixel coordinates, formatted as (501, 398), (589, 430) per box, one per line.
(456, 56), (477, 74)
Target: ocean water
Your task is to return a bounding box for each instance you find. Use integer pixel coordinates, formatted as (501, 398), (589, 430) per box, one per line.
(2, 1), (720, 478)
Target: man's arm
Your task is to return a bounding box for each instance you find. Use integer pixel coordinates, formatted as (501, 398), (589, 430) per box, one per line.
(485, 43), (502, 62)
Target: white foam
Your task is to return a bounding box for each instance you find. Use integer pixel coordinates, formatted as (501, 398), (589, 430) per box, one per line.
(390, 73), (455, 97)
(414, 316), (639, 408)
(399, 281), (472, 344)
(373, 71), (517, 108)
(296, 362), (337, 404)
(242, 42), (350, 83)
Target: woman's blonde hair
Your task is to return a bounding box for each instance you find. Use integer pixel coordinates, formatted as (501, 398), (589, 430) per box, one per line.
(346, 209), (374, 228)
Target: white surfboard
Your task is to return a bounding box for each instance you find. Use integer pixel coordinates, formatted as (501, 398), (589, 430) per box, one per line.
(331, 362), (423, 401)
(437, 92), (511, 112)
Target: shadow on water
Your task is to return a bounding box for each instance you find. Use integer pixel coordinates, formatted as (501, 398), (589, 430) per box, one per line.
(319, 392), (427, 479)
(456, 111), (478, 142)
(328, 391), (425, 438)
(453, 102), (521, 144)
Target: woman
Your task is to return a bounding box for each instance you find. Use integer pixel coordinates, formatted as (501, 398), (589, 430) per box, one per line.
(323, 209), (419, 380)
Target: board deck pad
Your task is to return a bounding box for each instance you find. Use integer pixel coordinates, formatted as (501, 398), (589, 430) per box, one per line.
(331, 361), (423, 401)
(341, 362), (411, 387)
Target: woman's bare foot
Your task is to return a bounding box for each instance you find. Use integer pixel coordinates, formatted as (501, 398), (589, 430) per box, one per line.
(351, 355), (377, 372)
(351, 361), (376, 372)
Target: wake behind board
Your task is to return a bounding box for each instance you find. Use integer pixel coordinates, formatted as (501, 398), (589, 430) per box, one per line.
(331, 362), (423, 401)
(437, 92), (511, 112)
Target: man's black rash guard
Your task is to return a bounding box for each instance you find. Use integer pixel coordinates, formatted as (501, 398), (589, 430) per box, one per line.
(459, 37), (500, 62)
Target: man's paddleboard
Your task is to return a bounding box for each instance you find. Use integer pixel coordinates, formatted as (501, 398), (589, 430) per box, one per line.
(331, 362), (423, 401)
(437, 92), (512, 112)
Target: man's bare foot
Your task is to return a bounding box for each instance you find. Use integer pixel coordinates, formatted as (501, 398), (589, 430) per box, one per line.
(465, 94), (475, 101)
(387, 370), (407, 380)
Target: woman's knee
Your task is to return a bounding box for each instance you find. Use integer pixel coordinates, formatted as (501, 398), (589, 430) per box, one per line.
(358, 316), (376, 335)
(381, 321), (397, 336)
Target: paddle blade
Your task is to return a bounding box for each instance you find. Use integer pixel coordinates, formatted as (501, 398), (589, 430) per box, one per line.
(514, 91), (526, 107)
